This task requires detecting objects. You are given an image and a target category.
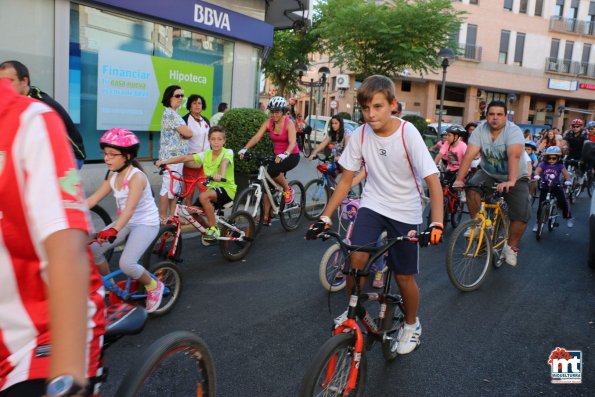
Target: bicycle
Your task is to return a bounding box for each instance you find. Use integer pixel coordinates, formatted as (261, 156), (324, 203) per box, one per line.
(445, 185), (510, 292)
(319, 197), (387, 292)
(97, 231), (183, 317)
(297, 128), (313, 158)
(153, 165), (255, 262)
(95, 304), (216, 396)
(233, 153), (305, 233)
(90, 205), (113, 261)
(303, 153), (363, 221)
(425, 171), (465, 229)
(534, 183), (560, 241)
(300, 230), (420, 397)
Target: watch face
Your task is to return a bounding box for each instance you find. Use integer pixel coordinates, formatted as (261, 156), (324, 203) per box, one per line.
(47, 375), (74, 396)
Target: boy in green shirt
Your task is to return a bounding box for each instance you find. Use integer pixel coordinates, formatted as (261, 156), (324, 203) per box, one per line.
(156, 126), (236, 240)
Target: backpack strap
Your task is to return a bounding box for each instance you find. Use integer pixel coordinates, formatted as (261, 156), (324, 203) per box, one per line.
(361, 125), (367, 176)
(401, 121), (424, 201)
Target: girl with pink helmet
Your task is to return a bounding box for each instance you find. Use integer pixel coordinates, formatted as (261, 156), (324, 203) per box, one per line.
(87, 128), (164, 313)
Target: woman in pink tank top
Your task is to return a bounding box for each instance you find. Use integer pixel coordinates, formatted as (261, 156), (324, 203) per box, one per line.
(238, 96), (300, 224)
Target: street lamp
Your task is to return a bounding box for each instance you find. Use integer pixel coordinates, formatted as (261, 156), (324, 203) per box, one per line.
(297, 65), (331, 127)
(437, 48), (455, 135)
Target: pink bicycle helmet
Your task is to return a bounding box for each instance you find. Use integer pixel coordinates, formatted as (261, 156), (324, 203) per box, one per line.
(571, 119), (584, 127)
(100, 128), (140, 157)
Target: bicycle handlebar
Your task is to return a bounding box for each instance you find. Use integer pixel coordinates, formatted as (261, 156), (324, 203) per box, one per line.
(315, 229), (419, 276)
(239, 153), (277, 164)
(157, 164), (226, 198)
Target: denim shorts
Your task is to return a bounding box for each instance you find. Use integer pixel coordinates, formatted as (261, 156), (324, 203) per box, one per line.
(350, 207), (419, 275)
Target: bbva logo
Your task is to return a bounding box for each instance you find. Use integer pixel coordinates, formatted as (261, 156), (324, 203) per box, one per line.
(194, 4), (230, 31)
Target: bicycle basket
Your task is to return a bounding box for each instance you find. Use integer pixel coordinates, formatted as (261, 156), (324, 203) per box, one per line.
(340, 198), (360, 221)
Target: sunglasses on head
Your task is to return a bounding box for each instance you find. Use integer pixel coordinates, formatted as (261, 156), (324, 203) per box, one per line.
(173, 93), (184, 98)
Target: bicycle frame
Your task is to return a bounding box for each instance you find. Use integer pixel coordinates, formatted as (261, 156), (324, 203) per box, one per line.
(464, 190), (508, 257)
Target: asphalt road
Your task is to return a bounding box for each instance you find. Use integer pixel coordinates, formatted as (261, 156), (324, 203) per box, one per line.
(97, 168), (594, 396)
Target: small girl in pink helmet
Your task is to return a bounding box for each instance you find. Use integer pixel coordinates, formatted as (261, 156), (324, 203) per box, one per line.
(86, 128), (164, 313)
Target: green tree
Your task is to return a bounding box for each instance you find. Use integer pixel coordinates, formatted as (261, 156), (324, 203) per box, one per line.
(312, 0), (464, 80)
(262, 30), (315, 97)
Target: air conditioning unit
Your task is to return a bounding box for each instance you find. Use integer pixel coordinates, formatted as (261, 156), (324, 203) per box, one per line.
(336, 74), (350, 89)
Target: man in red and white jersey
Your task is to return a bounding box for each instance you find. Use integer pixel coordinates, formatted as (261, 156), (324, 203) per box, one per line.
(0, 78), (105, 396)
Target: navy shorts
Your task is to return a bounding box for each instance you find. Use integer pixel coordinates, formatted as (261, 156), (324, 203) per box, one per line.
(350, 207), (419, 275)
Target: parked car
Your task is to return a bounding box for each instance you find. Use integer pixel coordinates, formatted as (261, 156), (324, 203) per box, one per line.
(424, 122), (454, 149)
(305, 116), (359, 144)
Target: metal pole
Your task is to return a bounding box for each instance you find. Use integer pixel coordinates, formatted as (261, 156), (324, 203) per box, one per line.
(308, 78), (314, 127)
(438, 62), (447, 136)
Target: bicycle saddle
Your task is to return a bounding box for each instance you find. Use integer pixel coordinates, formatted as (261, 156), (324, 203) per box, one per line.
(105, 303), (148, 338)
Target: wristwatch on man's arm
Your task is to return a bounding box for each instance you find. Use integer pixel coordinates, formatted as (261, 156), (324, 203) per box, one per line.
(46, 375), (89, 397)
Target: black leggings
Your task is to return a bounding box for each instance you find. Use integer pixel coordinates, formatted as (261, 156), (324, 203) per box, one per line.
(267, 153), (300, 178)
(538, 185), (571, 219)
(0, 379), (45, 397)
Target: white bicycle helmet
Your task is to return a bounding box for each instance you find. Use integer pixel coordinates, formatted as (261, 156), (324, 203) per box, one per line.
(267, 96), (288, 111)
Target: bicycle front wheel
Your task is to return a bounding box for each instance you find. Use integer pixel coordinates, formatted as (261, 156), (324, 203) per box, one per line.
(446, 219), (492, 292)
(115, 331), (216, 397)
(299, 333), (366, 397)
(147, 224), (182, 264)
(280, 180), (305, 231)
(219, 210), (256, 261)
(232, 185), (264, 234)
(319, 243), (347, 292)
(304, 178), (330, 220)
(536, 202), (549, 241)
(547, 204), (557, 231)
(303, 134), (313, 158)
(148, 261), (183, 317)
(450, 197), (464, 228)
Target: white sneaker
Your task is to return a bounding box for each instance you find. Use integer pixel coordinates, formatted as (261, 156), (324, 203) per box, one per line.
(502, 243), (518, 267)
(396, 318), (422, 354)
(532, 224), (538, 232)
(464, 227), (473, 237)
(460, 191), (467, 203)
(567, 218), (574, 228)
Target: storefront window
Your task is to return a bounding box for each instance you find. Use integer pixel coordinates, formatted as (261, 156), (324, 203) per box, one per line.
(70, 4), (234, 160)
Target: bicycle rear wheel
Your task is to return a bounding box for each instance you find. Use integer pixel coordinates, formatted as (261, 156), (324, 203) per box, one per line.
(303, 134), (313, 158)
(304, 178), (330, 220)
(232, 185), (264, 234)
(115, 331), (216, 397)
(319, 243), (347, 292)
(219, 210), (256, 261)
(446, 219), (492, 292)
(299, 333), (366, 397)
(148, 261), (183, 317)
(450, 197), (464, 228)
(279, 180), (305, 231)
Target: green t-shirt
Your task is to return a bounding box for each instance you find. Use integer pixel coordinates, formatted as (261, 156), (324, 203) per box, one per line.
(192, 148), (236, 198)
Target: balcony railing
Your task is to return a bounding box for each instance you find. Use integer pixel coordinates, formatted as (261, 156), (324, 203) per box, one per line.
(549, 16), (595, 37)
(545, 57), (595, 78)
(456, 43), (482, 62)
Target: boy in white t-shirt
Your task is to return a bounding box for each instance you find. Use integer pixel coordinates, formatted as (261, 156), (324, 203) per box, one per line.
(306, 75), (444, 355)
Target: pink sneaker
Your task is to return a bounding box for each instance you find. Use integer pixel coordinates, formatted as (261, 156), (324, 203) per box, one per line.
(146, 280), (165, 313)
(283, 187), (294, 205)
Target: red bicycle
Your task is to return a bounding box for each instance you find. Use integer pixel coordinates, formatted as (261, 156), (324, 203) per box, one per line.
(426, 171), (466, 229)
(300, 230), (420, 396)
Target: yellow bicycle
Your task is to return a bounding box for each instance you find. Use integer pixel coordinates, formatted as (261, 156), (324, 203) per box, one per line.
(446, 185), (510, 291)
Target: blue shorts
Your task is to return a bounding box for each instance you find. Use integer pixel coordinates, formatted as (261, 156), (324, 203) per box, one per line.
(350, 208), (419, 275)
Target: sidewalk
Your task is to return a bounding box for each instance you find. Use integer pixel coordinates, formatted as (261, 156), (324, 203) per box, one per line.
(80, 156), (321, 218)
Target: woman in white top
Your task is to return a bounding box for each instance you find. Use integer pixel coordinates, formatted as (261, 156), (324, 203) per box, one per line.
(182, 94), (211, 204)
(87, 128), (164, 313)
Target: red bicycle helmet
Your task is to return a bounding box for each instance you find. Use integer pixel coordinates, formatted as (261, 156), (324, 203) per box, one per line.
(571, 119), (584, 127)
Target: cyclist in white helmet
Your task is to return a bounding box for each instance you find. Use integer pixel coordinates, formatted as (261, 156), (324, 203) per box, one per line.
(239, 96), (300, 225)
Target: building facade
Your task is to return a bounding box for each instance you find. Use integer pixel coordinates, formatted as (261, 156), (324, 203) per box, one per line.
(287, 0), (595, 130)
(1, 0), (310, 160)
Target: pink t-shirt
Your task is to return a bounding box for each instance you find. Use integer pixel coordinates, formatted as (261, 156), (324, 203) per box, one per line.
(269, 116), (300, 155)
(439, 140), (467, 172)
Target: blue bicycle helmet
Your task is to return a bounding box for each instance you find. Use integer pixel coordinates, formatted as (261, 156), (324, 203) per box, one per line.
(544, 146), (562, 156)
(524, 140), (537, 150)
(587, 121), (595, 129)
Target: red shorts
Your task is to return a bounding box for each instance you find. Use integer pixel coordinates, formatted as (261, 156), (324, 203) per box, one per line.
(183, 166), (207, 195)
